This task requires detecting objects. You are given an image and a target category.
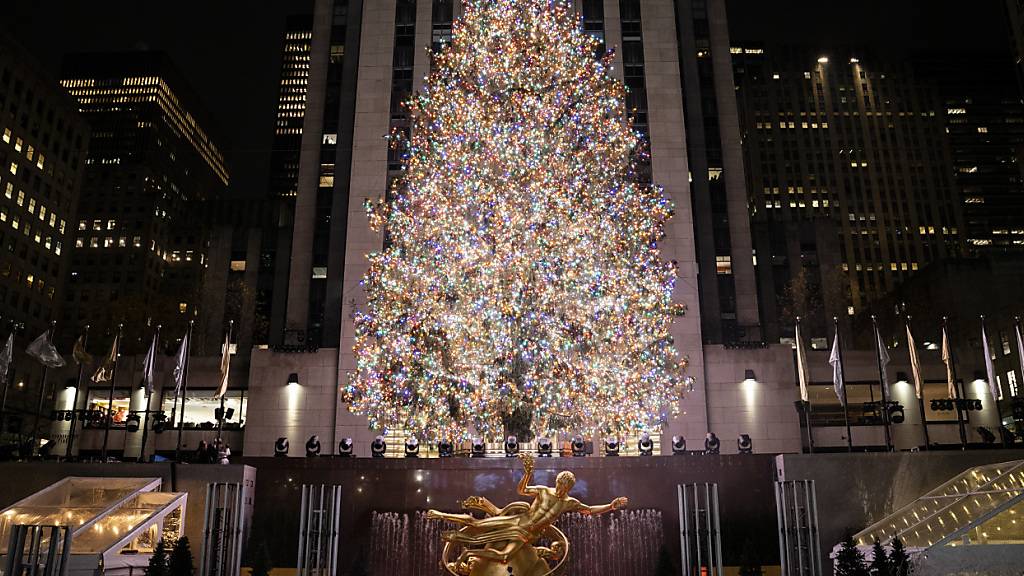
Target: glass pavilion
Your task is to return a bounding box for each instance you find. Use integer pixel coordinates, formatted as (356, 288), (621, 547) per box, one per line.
(0, 477), (187, 575)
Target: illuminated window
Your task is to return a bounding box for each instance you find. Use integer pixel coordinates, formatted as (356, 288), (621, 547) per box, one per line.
(16, 191), (24, 206)
(1010, 371), (1019, 397)
(230, 260), (246, 272)
(27, 199), (35, 214)
(89, 237), (99, 248)
(4, 182), (11, 198)
(13, 138), (22, 152)
(977, 127), (988, 134)
(75, 238), (84, 248)
(25, 146), (33, 161)
(9, 162), (17, 175)
(1, 128), (9, 143)
(715, 256), (732, 275)
(322, 133), (337, 145)
(36, 155), (45, 170)
(708, 167), (722, 181)
(179, 302), (188, 313)
(319, 163), (335, 187)
(0, 207), (6, 222)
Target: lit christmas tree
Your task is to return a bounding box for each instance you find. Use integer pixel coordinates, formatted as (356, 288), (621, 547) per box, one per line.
(346, 0), (690, 442)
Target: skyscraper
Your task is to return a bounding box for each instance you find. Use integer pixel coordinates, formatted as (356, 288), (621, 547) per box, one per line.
(0, 32), (89, 439)
(733, 47), (965, 340)
(60, 52), (229, 352)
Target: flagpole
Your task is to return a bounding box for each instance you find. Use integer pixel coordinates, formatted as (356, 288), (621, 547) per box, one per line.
(870, 315), (894, 452)
(945, 316), (968, 449)
(794, 318), (815, 454)
(0, 319), (13, 437)
(981, 315), (1006, 447)
(834, 317), (853, 452)
(65, 325), (90, 460)
(101, 323), (123, 461)
(174, 320), (194, 463)
(138, 325), (160, 463)
(905, 315), (930, 451)
(31, 321), (57, 457)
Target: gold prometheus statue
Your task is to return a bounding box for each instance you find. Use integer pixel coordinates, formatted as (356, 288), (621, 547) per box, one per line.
(427, 452), (628, 576)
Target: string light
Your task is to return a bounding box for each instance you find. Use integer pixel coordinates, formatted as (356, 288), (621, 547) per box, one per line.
(346, 0), (691, 442)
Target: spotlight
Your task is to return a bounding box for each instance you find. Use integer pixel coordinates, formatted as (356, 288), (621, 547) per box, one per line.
(671, 435), (687, 455)
(405, 436), (420, 458)
(152, 413), (168, 434)
(471, 438), (486, 458)
(977, 426), (996, 444)
(437, 439), (454, 457)
(274, 437), (289, 457)
(306, 435), (321, 457)
(215, 407), (237, 422)
(371, 435), (387, 458)
(704, 432), (720, 454)
(537, 437), (553, 457)
(604, 438), (620, 457)
(125, 414), (141, 433)
(504, 435), (519, 457)
(737, 434), (753, 454)
(638, 432), (654, 456)
(571, 435), (586, 457)
(338, 437), (354, 457)
(287, 372), (299, 386)
(888, 403), (906, 424)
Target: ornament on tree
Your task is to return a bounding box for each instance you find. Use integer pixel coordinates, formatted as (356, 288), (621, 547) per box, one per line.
(346, 0), (690, 441)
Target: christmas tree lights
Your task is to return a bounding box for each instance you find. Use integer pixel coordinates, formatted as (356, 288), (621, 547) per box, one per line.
(346, 0), (691, 442)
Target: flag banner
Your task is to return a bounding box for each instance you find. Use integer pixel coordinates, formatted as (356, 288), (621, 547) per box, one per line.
(72, 334), (92, 366)
(906, 325), (924, 400)
(982, 325), (1000, 402)
(874, 324), (891, 398)
(795, 323), (810, 402)
(942, 326), (956, 399)
(91, 334), (120, 383)
(829, 333), (844, 406)
(1017, 323), (1024, 394)
(215, 332), (230, 398)
(0, 333), (13, 382)
(26, 331), (65, 369)
(141, 334), (157, 396)
(172, 330), (190, 396)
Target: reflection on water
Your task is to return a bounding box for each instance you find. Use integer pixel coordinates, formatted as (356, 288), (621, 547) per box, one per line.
(369, 509), (664, 576)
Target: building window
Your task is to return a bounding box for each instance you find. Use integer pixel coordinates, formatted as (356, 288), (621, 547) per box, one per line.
(1009, 371), (1019, 397)
(715, 255), (732, 275)
(160, 390), (247, 430)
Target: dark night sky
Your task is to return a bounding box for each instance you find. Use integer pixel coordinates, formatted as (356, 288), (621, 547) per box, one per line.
(4, 1), (1013, 199)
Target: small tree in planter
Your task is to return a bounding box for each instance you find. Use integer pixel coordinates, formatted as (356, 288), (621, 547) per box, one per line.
(146, 539), (170, 576)
(835, 534), (869, 576)
(889, 536), (911, 576)
(169, 537), (195, 576)
(869, 539), (889, 576)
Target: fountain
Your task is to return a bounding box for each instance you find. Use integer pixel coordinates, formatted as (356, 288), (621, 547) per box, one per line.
(369, 509), (664, 576)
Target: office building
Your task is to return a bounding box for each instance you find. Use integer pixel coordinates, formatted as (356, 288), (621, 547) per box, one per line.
(59, 52), (229, 353)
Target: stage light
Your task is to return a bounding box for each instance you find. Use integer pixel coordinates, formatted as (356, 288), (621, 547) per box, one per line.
(471, 438), (486, 458)
(977, 426), (996, 444)
(817, 56), (829, 64)
(888, 403), (906, 424)
(504, 435), (519, 457)
(737, 434), (753, 454)
(405, 436), (420, 458)
(371, 435), (387, 458)
(338, 437), (354, 457)
(274, 437), (289, 457)
(152, 413), (167, 434)
(215, 407), (235, 422)
(638, 432), (654, 456)
(671, 435), (687, 455)
(438, 439), (454, 457)
(306, 435), (321, 457)
(125, 414), (141, 433)
(704, 432), (720, 454)
(604, 438), (620, 457)
(571, 435), (586, 457)
(537, 437), (553, 457)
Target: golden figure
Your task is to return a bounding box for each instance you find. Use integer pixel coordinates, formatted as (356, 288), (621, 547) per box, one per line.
(427, 453), (628, 576)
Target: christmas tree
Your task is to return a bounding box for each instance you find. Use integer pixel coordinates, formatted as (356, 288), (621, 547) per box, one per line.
(346, 0), (689, 441)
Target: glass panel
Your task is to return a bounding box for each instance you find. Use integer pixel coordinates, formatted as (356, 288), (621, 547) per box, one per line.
(160, 390), (246, 430)
(950, 497), (1024, 546)
(85, 389), (132, 429)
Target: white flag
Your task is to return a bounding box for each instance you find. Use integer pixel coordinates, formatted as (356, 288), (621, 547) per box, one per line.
(1017, 323), (1024, 395)
(982, 325), (1000, 402)
(874, 324), (891, 398)
(0, 333), (13, 384)
(215, 331), (230, 399)
(942, 326), (957, 399)
(829, 333), (844, 405)
(172, 330), (190, 396)
(140, 333), (157, 396)
(26, 331), (65, 368)
(795, 323), (810, 402)
(906, 325), (923, 400)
